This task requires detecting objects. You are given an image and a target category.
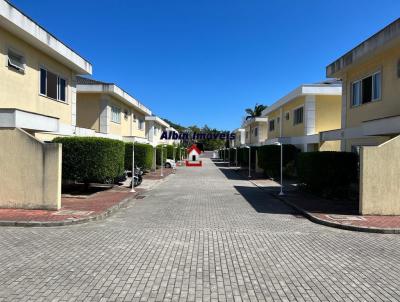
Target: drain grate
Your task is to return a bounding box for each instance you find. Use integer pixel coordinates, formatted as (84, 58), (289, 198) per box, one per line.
(136, 195), (146, 199)
(53, 210), (93, 216)
(326, 214), (366, 221)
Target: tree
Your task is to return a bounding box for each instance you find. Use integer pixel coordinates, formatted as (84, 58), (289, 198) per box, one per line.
(245, 103), (267, 120)
(244, 103), (267, 145)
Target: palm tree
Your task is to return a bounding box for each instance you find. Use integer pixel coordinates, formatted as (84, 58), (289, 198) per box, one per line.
(244, 104), (267, 144)
(245, 103), (267, 120)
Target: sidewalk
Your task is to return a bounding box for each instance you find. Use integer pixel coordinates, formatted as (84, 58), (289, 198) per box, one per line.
(231, 165), (400, 234)
(0, 168), (173, 227)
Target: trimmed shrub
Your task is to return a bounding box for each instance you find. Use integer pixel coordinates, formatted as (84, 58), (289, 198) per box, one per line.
(257, 144), (299, 178)
(166, 145), (178, 161)
(156, 145), (168, 166)
(53, 137), (125, 184)
(125, 143), (154, 171)
(296, 151), (358, 197)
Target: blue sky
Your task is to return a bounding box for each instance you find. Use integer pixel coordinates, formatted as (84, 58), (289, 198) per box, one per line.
(12, 0), (400, 130)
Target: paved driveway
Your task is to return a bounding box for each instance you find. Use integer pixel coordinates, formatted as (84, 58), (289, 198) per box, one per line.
(0, 158), (399, 302)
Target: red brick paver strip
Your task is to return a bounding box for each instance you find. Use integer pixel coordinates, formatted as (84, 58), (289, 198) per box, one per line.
(0, 187), (143, 226)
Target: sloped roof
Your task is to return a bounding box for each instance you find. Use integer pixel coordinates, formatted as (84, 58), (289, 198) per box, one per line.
(187, 144), (201, 154)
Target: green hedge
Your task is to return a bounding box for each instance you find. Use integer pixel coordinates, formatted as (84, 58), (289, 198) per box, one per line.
(53, 137), (125, 183)
(156, 145), (168, 165)
(125, 143), (154, 171)
(296, 151), (358, 197)
(257, 145), (299, 178)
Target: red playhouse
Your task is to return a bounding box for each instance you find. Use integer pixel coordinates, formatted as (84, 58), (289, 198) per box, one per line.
(186, 144), (202, 167)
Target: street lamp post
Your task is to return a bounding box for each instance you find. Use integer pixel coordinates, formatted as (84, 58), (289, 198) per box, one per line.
(131, 138), (135, 192)
(160, 145), (166, 177)
(245, 146), (251, 178)
(233, 147), (237, 167)
(274, 142), (284, 196)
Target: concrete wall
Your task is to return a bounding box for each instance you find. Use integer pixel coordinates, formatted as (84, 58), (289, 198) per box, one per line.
(0, 128), (61, 209)
(360, 135), (400, 215)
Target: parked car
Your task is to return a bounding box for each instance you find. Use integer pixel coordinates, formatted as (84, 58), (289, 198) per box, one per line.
(164, 159), (176, 169)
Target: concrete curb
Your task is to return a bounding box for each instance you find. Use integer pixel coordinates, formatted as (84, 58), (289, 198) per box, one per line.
(0, 172), (176, 228)
(231, 168), (400, 234)
(0, 194), (136, 227)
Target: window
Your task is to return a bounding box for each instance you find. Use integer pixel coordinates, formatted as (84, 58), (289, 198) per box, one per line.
(285, 112), (290, 120)
(397, 60), (400, 78)
(8, 50), (25, 72)
(293, 107), (304, 125)
(124, 110), (130, 120)
(39, 68), (67, 102)
(277, 117), (280, 124)
(111, 106), (121, 123)
(138, 119), (144, 130)
(269, 120), (275, 131)
(254, 127), (258, 137)
(352, 81), (361, 106)
(245, 131), (248, 139)
(351, 71), (381, 106)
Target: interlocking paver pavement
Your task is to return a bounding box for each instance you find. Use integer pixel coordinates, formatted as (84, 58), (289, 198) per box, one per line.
(0, 158), (399, 301)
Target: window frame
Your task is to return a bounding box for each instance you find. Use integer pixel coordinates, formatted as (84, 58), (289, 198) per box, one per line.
(293, 106), (304, 126)
(7, 48), (25, 73)
(111, 105), (121, 124)
(39, 66), (68, 103)
(254, 127), (258, 137)
(269, 119), (275, 132)
(350, 70), (382, 108)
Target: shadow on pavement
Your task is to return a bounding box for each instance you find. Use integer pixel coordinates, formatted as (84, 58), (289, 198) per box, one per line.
(234, 185), (298, 215)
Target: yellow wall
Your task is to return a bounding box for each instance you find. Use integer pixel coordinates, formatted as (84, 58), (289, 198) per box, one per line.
(344, 43), (400, 129)
(0, 128), (61, 210)
(266, 109), (281, 139)
(344, 136), (389, 152)
(267, 96), (306, 139)
(132, 111), (146, 138)
(282, 96), (305, 137)
(319, 140), (341, 151)
(315, 95), (341, 133)
(0, 27), (75, 125)
(245, 122), (268, 144)
(77, 93), (147, 138)
(109, 96), (133, 136)
(360, 135), (400, 215)
(76, 93), (100, 132)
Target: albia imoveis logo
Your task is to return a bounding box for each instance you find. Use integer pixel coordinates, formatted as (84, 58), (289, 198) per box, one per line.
(160, 131), (236, 141)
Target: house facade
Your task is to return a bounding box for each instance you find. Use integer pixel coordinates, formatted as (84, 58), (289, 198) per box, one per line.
(145, 115), (170, 146)
(262, 81), (342, 151)
(230, 128), (245, 148)
(0, 0), (91, 210)
(76, 77), (151, 143)
(243, 118), (268, 146)
(323, 18), (400, 152)
(0, 0), (92, 141)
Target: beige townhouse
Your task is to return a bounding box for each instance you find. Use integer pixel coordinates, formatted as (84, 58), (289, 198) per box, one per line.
(0, 0), (92, 140)
(145, 115), (170, 146)
(262, 80), (342, 151)
(243, 117), (268, 146)
(322, 18), (400, 152)
(76, 76), (151, 143)
(322, 18), (400, 215)
(230, 128), (245, 148)
(0, 0), (91, 209)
